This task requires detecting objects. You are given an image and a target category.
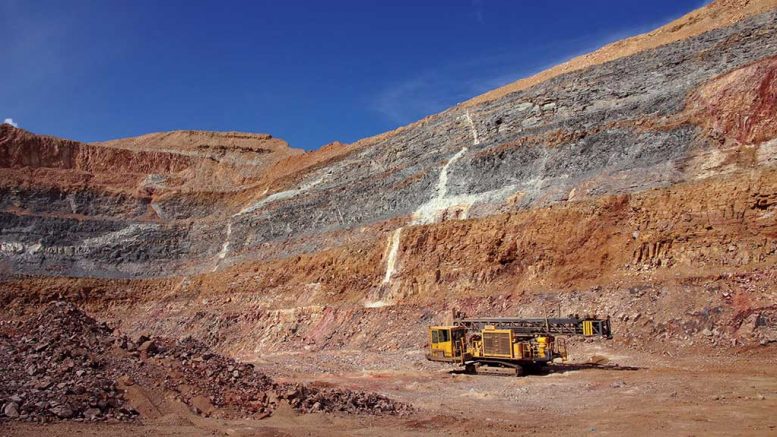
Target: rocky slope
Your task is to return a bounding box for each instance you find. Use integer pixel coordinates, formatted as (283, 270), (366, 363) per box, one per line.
(0, 302), (410, 423)
(1, 0), (777, 362)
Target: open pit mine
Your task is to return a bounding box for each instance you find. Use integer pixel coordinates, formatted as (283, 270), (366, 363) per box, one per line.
(2, 0), (777, 435)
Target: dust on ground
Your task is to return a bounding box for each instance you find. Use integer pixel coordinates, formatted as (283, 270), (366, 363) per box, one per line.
(4, 322), (776, 436)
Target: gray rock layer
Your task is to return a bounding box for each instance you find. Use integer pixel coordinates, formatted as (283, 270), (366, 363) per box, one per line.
(1, 10), (777, 278)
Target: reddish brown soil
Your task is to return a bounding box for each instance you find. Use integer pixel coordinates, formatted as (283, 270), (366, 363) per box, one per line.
(4, 345), (776, 436)
(690, 56), (777, 145)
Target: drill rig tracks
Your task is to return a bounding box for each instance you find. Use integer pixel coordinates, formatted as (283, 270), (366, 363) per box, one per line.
(465, 360), (525, 377)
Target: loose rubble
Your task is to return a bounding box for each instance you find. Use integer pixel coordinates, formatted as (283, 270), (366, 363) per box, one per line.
(0, 302), (411, 423)
(0, 302), (135, 423)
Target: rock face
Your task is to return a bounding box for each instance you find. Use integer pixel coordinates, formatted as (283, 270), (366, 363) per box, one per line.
(0, 127), (302, 277)
(1, 0), (777, 358)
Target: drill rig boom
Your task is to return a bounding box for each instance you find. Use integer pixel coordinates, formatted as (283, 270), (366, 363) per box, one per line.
(454, 316), (611, 337)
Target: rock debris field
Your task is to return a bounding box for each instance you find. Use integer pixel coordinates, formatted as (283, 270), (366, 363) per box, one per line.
(0, 302), (411, 424)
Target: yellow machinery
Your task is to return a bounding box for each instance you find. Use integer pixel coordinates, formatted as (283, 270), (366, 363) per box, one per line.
(427, 315), (612, 376)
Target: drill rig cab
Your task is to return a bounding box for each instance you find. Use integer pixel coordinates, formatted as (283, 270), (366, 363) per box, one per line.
(427, 316), (612, 376)
(428, 325), (467, 360)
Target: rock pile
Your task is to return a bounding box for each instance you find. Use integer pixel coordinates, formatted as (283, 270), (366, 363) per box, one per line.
(277, 383), (412, 415)
(0, 301), (136, 423)
(118, 334), (278, 417)
(0, 302), (412, 423)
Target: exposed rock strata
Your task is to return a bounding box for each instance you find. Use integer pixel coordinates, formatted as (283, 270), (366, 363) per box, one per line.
(0, 0), (776, 359)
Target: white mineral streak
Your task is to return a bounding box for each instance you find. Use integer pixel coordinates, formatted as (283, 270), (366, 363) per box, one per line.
(411, 110), (510, 225)
(381, 227), (403, 285)
(212, 222), (232, 272)
(213, 174), (326, 271)
(370, 110), (496, 306)
(81, 224), (156, 248)
(236, 177), (324, 216)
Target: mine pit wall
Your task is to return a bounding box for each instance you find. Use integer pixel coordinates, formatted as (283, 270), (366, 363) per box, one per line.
(0, 185), (152, 219)
(0, 213), (232, 278)
(1, 165), (776, 356)
(2, 266), (776, 361)
(0, 125), (193, 176)
(0, 129), (267, 277)
(3, 10), (777, 281)
(1, 9), (777, 357)
(223, 10), (777, 260)
(180, 167), (777, 310)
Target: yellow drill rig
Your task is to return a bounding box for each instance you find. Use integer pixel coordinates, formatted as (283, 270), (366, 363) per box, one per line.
(426, 314), (612, 376)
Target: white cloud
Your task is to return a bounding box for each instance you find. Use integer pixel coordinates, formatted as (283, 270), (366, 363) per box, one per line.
(3, 118), (18, 127)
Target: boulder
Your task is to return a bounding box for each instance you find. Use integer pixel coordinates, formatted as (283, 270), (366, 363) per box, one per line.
(3, 402), (20, 418)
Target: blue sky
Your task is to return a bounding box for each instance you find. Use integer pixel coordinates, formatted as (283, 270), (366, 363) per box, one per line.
(1, 0), (707, 150)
